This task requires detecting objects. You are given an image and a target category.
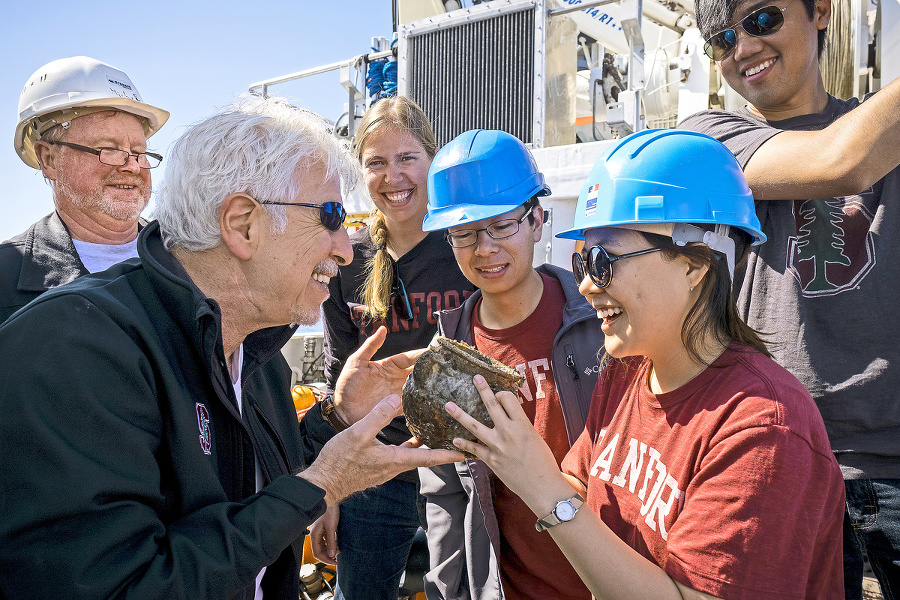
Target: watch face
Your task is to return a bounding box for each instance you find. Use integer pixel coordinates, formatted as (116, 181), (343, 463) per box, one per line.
(556, 500), (576, 521)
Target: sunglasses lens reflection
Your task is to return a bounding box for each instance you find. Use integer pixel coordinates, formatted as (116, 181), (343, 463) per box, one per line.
(704, 5), (784, 60)
(572, 253), (586, 283)
(745, 7), (781, 33)
(587, 247), (612, 288)
(573, 248), (612, 288)
(320, 202), (346, 231)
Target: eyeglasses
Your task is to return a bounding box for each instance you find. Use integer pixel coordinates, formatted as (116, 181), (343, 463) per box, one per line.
(572, 244), (664, 288)
(703, 0), (796, 61)
(392, 267), (414, 321)
(258, 200), (347, 231)
(47, 140), (163, 169)
(445, 207), (534, 248)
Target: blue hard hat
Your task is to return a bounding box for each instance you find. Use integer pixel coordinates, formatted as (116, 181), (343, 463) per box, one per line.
(423, 129), (550, 231)
(556, 129), (765, 244)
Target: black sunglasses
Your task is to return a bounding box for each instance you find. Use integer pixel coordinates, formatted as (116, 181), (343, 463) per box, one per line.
(572, 244), (663, 288)
(703, 0), (796, 61)
(392, 266), (414, 321)
(258, 200), (347, 231)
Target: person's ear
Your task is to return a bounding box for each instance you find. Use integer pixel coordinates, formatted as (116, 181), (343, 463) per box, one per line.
(531, 205), (545, 243)
(814, 0), (831, 30)
(33, 141), (59, 181)
(219, 193), (263, 261)
(681, 255), (710, 291)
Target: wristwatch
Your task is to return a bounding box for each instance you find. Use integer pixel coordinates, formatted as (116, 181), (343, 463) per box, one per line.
(535, 494), (584, 531)
(320, 395), (350, 433)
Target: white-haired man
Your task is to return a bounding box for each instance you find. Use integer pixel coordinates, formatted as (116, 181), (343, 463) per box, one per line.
(0, 95), (462, 600)
(0, 56), (168, 324)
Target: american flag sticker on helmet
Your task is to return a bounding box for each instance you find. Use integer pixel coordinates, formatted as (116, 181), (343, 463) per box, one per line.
(586, 184), (599, 217)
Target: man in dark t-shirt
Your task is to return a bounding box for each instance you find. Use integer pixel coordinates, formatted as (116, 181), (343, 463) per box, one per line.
(679, 0), (900, 594)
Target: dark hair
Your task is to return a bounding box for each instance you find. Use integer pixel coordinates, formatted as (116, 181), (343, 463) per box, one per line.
(523, 197), (540, 226)
(639, 227), (771, 364)
(694, 0), (827, 58)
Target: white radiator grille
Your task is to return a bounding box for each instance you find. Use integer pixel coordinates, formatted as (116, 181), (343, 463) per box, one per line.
(404, 8), (536, 146)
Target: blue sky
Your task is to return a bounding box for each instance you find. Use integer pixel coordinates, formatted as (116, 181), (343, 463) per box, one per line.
(1, 1), (392, 241)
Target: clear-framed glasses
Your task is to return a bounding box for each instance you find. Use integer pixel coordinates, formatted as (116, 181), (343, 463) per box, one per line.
(445, 207), (534, 248)
(258, 200), (347, 231)
(703, 0), (796, 61)
(572, 244), (664, 288)
(46, 140), (163, 169)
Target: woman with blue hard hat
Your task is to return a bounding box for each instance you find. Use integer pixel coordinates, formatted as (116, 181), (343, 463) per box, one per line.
(418, 129), (602, 600)
(442, 129), (846, 599)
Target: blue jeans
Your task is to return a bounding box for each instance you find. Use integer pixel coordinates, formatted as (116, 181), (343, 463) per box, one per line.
(334, 477), (421, 600)
(844, 479), (900, 600)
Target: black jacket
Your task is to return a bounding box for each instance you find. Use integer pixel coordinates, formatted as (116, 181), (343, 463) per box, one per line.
(0, 211), (149, 324)
(0, 221), (326, 599)
(0, 211), (90, 324)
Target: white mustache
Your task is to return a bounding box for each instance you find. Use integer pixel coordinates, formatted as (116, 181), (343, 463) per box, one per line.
(312, 260), (339, 279)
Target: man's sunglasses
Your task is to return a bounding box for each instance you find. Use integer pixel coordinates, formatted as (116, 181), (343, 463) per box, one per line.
(572, 244), (663, 288)
(703, 0), (796, 61)
(258, 200), (347, 231)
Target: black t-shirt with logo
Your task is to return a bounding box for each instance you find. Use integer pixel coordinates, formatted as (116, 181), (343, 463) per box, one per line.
(680, 94), (900, 478)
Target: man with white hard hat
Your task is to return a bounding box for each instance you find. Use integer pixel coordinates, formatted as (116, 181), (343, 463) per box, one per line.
(0, 56), (169, 324)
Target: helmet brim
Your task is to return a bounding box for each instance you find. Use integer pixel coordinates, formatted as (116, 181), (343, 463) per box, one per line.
(423, 202), (525, 232)
(15, 98), (169, 169)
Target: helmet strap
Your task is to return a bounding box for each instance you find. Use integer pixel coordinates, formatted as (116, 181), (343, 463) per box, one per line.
(671, 223), (735, 281)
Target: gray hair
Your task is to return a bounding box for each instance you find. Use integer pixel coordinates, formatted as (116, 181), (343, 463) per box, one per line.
(154, 94), (359, 251)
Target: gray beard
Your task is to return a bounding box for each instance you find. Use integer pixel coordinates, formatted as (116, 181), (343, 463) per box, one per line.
(53, 176), (149, 223)
(290, 306), (322, 326)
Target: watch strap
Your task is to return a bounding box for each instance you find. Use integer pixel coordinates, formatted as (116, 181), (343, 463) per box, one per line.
(321, 395), (350, 433)
(535, 494), (584, 532)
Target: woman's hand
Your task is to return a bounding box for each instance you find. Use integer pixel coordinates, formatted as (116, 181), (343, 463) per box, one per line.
(445, 374), (571, 508)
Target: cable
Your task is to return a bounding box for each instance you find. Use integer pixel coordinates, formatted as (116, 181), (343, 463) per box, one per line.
(822, 0), (856, 99)
(366, 37), (399, 105)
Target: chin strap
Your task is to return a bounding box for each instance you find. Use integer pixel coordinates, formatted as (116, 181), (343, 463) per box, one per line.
(671, 223), (735, 281)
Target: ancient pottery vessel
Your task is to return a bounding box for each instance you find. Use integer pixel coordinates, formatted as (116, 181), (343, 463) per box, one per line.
(402, 337), (524, 455)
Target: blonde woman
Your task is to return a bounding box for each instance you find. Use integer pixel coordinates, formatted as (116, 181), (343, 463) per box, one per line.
(306, 96), (474, 600)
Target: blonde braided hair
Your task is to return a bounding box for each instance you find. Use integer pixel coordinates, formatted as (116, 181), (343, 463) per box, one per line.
(351, 97), (437, 320)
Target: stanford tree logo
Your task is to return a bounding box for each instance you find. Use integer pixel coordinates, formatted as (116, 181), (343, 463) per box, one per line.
(787, 193), (876, 297)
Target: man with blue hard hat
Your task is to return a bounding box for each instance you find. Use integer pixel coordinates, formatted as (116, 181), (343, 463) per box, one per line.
(418, 129), (604, 600)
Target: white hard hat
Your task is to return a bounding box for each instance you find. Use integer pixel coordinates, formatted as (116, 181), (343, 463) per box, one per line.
(15, 56), (170, 169)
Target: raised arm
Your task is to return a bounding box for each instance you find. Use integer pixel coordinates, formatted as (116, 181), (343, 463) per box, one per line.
(745, 77), (900, 200)
(330, 326), (425, 425)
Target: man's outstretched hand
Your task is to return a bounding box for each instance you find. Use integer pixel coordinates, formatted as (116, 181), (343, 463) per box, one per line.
(301, 394), (463, 506)
(332, 327), (425, 425)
